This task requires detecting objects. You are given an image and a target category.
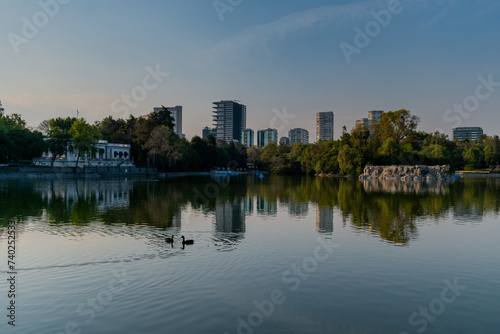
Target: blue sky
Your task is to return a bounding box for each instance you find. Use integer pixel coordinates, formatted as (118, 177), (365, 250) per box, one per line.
(1, 0), (499, 140)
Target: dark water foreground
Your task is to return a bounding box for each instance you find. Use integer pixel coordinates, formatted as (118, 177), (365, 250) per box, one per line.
(0, 176), (498, 333)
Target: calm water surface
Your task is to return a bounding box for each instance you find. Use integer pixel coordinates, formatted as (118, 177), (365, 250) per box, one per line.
(0, 176), (499, 334)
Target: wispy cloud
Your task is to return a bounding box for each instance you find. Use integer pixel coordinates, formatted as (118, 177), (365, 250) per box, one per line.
(422, 11), (448, 28)
(208, 1), (384, 56)
(207, 0), (460, 57)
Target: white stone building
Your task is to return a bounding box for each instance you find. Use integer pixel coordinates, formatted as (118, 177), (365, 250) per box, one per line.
(35, 140), (134, 167)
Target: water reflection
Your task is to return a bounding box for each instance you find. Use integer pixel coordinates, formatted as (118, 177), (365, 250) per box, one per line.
(256, 196), (277, 216)
(0, 176), (499, 246)
(361, 179), (453, 194)
(214, 199), (246, 233)
(316, 206), (334, 233)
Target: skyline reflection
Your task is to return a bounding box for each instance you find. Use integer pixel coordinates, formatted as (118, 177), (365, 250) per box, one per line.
(0, 176), (498, 245)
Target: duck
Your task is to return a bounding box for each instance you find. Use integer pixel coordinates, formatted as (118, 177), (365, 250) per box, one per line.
(165, 235), (174, 243)
(181, 236), (194, 245)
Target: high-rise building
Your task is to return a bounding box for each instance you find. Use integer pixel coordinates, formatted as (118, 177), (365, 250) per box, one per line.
(202, 126), (216, 139)
(212, 100), (246, 143)
(316, 111), (334, 141)
(154, 106), (183, 136)
(241, 129), (254, 147)
(355, 110), (384, 130)
(453, 127), (484, 142)
(280, 137), (290, 145)
(257, 128), (278, 147)
(368, 110), (384, 122)
(289, 128), (309, 144)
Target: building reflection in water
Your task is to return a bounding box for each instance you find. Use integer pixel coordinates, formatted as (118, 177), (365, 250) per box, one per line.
(316, 205), (333, 233)
(288, 201), (309, 218)
(40, 180), (132, 212)
(172, 212), (182, 228)
(214, 199), (246, 233)
(256, 195), (277, 216)
(244, 196), (254, 215)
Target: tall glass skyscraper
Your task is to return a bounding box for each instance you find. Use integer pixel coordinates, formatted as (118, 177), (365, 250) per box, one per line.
(316, 111), (334, 141)
(212, 100), (246, 143)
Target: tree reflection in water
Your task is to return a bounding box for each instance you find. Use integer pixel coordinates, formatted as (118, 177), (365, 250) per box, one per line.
(0, 176), (498, 246)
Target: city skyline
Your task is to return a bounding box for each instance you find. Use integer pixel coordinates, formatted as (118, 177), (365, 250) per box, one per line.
(1, 1), (499, 140)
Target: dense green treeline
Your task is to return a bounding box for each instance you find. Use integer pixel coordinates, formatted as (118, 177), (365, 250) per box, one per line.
(1, 104), (499, 174)
(249, 109), (500, 175)
(0, 102), (47, 163)
(0, 103), (247, 171)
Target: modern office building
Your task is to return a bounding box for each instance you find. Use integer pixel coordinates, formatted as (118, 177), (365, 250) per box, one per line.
(453, 127), (484, 142)
(202, 126), (216, 139)
(154, 106), (183, 136)
(212, 100), (246, 143)
(280, 137), (290, 145)
(241, 129), (255, 147)
(316, 111), (334, 141)
(355, 110), (384, 130)
(289, 128), (309, 144)
(257, 128), (278, 147)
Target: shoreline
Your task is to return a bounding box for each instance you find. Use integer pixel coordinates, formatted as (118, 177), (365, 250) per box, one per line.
(1, 167), (500, 179)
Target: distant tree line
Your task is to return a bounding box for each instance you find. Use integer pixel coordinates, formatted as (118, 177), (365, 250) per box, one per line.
(0, 102), (47, 163)
(0, 102), (247, 171)
(249, 109), (500, 175)
(1, 104), (498, 174)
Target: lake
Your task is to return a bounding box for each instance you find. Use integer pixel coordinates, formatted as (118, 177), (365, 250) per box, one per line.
(0, 175), (499, 334)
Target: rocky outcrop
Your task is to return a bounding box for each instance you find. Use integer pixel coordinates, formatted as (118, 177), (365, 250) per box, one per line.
(359, 165), (456, 182)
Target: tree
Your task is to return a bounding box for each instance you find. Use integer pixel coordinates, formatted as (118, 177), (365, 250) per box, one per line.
(37, 119), (51, 135)
(420, 144), (448, 165)
(0, 113), (26, 129)
(463, 147), (482, 171)
(484, 136), (500, 168)
(145, 126), (182, 171)
(8, 128), (47, 162)
(378, 109), (420, 146)
(338, 146), (358, 175)
(47, 117), (77, 166)
(484, 145), (495, 168)
(0, 128), (14, 163)
(98, 116), (128, 143)
(377, 138), (399, 165)
(70, 119), (101, 168)
(148, 106), (175, 130)
(190, 136), (217, 170)
(178, 138), (201, 171)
